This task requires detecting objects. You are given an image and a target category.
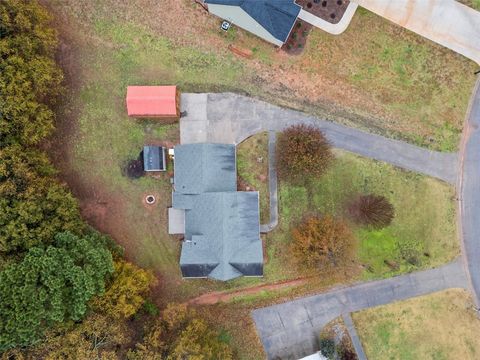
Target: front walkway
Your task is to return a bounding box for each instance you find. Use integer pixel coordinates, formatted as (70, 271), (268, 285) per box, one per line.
(180, 93), (458, 184)
(252, 258), (467, 359)
(353, 0), (480, 65)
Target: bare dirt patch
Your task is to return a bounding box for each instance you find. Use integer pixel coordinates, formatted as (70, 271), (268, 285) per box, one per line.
(188, 278), (308, 305)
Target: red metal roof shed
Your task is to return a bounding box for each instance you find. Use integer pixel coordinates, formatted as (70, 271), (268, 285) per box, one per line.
(126, 86), (179, 118)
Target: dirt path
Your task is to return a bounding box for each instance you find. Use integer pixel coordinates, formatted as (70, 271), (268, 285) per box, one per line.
(188, 278), (308, 305)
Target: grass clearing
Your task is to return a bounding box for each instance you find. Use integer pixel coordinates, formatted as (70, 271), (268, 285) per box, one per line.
(267, 149), (458, 280)
(43, 0), (468, 357)
(48, 0), (477, 153)
(352, 289), (480, 360)
(237, 132), (270, 224)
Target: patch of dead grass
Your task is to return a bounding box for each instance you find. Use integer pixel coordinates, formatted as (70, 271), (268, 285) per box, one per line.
(353, 289), (480, 360)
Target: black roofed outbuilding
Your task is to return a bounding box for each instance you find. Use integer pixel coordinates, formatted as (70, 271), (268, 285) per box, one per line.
(143, 146), (167, 172)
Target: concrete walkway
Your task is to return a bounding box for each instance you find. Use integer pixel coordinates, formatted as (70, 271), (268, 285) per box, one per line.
(298, 3), (358, 35)
(252, 258), (467, 359)
(353, 0), (480, 65)
(342, 313), (367, 360)
(260, 131), (278, 233)
(458, 76), (480, 307)
(181, 93), (458, 184)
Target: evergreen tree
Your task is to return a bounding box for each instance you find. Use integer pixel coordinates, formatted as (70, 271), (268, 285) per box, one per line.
(0, 231), (114, 350)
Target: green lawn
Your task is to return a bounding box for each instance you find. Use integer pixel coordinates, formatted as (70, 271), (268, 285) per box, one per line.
(237, 132), (270, 224)
(266, 149), (459, 281)
(44, 1), (468, 357)
(353, 289), (480, 360)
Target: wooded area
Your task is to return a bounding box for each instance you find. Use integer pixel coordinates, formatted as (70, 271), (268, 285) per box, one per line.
(0, 1), (232, 358)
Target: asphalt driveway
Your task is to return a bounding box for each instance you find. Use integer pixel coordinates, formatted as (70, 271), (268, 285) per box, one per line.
(252, 258), (467, 359)
(181, 93), (458, 184)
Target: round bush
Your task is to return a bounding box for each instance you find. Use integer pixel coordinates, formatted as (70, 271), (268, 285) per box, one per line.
(348, 194), (395, 229)
(277, 124), (333, 182)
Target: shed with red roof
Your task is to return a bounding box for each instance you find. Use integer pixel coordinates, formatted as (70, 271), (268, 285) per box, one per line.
(126, 86), (180, 119)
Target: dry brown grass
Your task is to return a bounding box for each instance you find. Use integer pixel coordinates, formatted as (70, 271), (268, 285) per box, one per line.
(353, 289), (480, 360)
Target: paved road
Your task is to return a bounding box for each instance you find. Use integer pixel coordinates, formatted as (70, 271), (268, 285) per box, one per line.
(459, 76), (480, 306)
(353, 0), (480, 65)
(181, 93), (458, 184)
(260, 131), (278, 233)
(252, 258), (467, 359)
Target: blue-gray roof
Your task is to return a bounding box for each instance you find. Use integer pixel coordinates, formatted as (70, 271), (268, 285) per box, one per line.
(205, 0), (301, 43)
(174, 143), (236, 194)
(172, 143), (263, 281)
(175, 191), (263, 281)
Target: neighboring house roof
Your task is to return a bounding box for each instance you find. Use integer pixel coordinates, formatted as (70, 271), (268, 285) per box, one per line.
(171, 143), (263, 281)
(143, 146), (166, 171)
(126, 86), (178, 117)
(174, 143), (237, 194)
(205, 0), (301, 44)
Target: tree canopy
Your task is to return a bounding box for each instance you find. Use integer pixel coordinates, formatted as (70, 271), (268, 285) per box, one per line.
(128, 303), (233, 360)
(292, 215), (356, 269)
(0, 0), (62, 146)
(0, 146), (84, 254)
(0, 231), (114, 351)
(92, 260), (156, 319)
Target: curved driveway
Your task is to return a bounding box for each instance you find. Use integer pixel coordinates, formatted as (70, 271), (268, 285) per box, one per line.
(180, 83), (480, 359)
(181, 93), (458, 184)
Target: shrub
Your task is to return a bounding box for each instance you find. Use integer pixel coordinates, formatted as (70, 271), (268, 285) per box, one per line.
(347, 194), (394, 229)
(319, 337), (335, 359)
(291, 215), (355, 269)
(277, 124), (333, 183)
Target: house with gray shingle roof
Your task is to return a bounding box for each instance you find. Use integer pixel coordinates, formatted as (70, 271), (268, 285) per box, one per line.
(169, 143), (263, 281)
(204, 0), (301, 46)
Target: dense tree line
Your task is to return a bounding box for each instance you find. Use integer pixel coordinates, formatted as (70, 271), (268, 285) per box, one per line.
(0, 2), (233, 359)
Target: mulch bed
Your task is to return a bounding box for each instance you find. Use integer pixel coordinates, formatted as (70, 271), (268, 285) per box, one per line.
(296, 0), (350, 24)
(282, 20), (313, 55)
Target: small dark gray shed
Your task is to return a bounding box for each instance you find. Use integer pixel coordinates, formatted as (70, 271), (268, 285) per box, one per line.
(143, 146), (166, 172)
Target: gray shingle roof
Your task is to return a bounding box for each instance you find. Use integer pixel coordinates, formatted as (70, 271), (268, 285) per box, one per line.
(176, 191), (263, 281)
(205, 0), (301, 43)
(172, 143), (263, 281)
(174, 143), (237, 194)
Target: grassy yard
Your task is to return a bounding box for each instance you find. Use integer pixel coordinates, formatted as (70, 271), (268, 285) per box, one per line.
(459, 0), (480, 11)
(352, 289), (480, 360)
(42, 0), (468, 357)
(47, 0), (477, 152)
(266, 149), (459, 281)
(237, 132), (270, 224)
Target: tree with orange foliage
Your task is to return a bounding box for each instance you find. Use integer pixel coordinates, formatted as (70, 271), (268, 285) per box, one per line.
(277, 124), (333, 182)
(291, 215), (355, 269)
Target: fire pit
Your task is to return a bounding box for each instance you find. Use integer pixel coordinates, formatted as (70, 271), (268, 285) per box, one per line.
(145, 195), (156, 205)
